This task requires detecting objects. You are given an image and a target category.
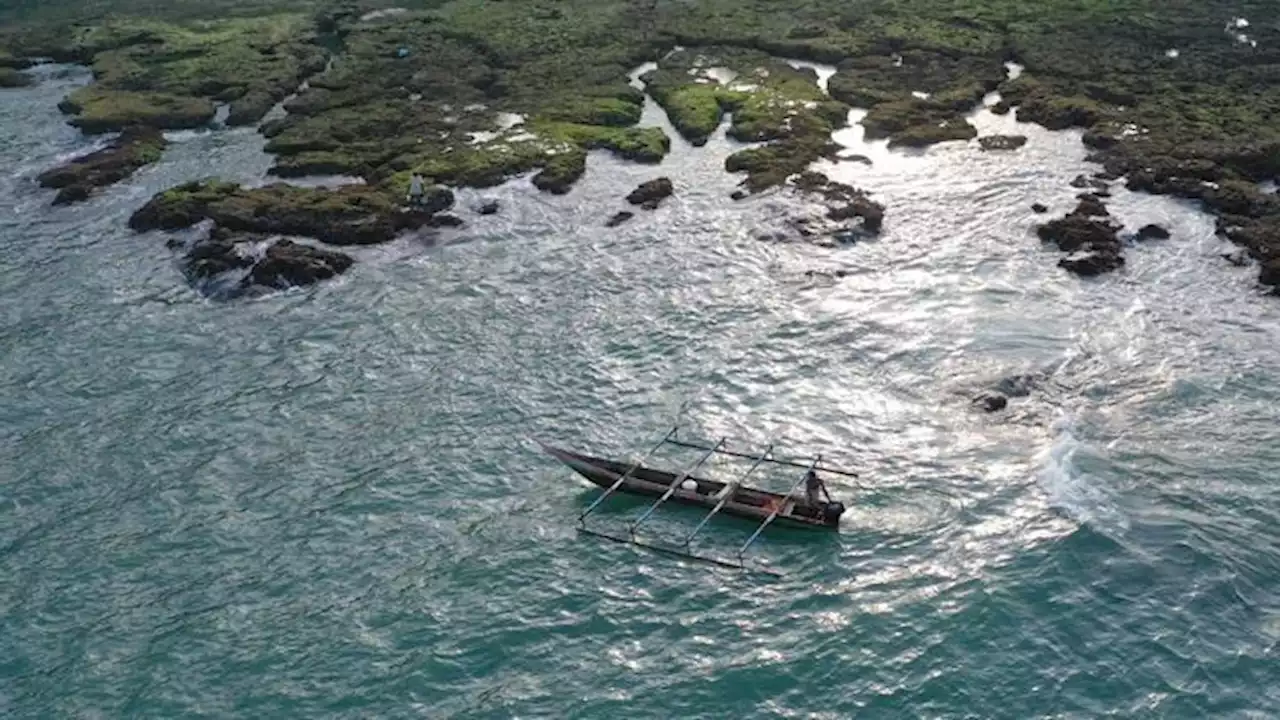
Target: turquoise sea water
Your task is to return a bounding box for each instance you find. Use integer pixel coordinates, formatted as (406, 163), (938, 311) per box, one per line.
(3, 62), (1279, 718)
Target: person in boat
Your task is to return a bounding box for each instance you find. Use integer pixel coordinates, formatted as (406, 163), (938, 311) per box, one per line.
(407, 173), (425, 207)
(804, 468), (831, 508)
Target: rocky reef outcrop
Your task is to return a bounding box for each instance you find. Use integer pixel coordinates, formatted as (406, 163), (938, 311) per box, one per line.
(642, 48), (848, 192)
(37, 126), (167, 204)
(978, 135), (1027, 151)
(179, 226), (354, 299)
(0, 67), (33, 87)
(1036, 198), (1124, 277)
(626, 178), (673, 209)
(130, 180), (452, 246)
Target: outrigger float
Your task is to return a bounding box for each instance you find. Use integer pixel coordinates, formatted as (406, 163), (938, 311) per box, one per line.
(540, 427), (857, 577)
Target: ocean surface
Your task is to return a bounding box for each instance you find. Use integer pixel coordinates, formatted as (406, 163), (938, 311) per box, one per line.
(3, 60), (1279, 719)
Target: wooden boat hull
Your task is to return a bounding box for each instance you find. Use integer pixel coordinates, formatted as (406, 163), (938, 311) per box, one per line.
(543, 445), (843, 530)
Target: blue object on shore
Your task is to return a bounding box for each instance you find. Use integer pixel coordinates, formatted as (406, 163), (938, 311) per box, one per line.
(396, 47), (410, 58)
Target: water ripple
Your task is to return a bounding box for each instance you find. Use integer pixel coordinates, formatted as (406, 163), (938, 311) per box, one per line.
(2, 64), (1279, 718)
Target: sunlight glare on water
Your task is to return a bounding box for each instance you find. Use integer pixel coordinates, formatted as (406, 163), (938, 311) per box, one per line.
(2, 59), (1280, 718)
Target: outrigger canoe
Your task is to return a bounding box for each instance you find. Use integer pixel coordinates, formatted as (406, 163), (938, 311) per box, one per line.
(541, 428), (856, 576)
(542, 443), (847, 530)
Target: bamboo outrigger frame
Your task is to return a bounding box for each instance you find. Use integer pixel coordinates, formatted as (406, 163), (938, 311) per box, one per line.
(556, 426), (858, 578)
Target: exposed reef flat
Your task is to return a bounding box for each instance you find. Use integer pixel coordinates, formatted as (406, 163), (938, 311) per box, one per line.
(640, 47), (849, 191)
(129, 180), (452, 246)
(5, 0), (1280, 291)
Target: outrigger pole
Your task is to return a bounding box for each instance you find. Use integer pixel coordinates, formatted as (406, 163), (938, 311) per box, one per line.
(736, 454), (822, 564)
(578, 527), (784, 577)
(680, 443), (774, 549)
(577, 426), (677, 526)
(627, 437), (726, 539)
(666, 436), (858, 478)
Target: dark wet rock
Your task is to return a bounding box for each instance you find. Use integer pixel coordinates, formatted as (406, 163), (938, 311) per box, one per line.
(22, 0), (1280, 302)
(37, 126), (167, 204)
(0, 53), (34, 70)
(1074, 194), (1110, 218)
(1031, 203), (1049, 214)
(605, 211), (634, 227)
(475, 199), (500, 215)
(246, 239), (353, 290)
(0, 67), (34, 88)
(427, 213), (464, 228)
(1260, 259), (1280, 290)
(792, 172), (885, 235)
(1222, 250), (1250, 267)
(1081, 128), (1119, 150)
(730, 189), (749, 201)
(627, 177), (673, 208)
(52, 185), (93, 205)
(130, 179), (451, 245)
(978, 134), (1027, 151)
(1037, 198), (1125, 276)
(994, 374), (1038, 398)
(1076, 190), (1112, 206)
(1069, 174), (1110, 193)
(186, 234), (255, 281)
(1213, 214), (1280, 290)
(182, 229), (353, 296)
(225, 90), (282, 127)
(259, 118), (289, 138)
(1135, 223), (1170, 241)
(974, 393), (1008, 412)
(1038, 202), (1120, 252)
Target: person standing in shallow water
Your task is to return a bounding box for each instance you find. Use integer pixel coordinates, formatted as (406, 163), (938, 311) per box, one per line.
(407, 173), (424, 207)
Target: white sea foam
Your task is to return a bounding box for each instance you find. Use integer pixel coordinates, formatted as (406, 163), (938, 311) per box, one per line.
(1034, 412), (1129, 535)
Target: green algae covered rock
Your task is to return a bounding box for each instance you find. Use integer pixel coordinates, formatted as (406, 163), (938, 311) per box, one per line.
(888, 120), (978, 148)
(8, 0), (1280, 296)
(0, 66), (33, 87)
(639, 48), (848, 192)
(642, 67), (743, 147)
(59, 87), (216, 134)
(531, 150), (588, 195)
(0, 50), (33, 69)
(45, 15), (326, 131)
(129, 180), (452, 245)
(38, 126), (168, 204)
